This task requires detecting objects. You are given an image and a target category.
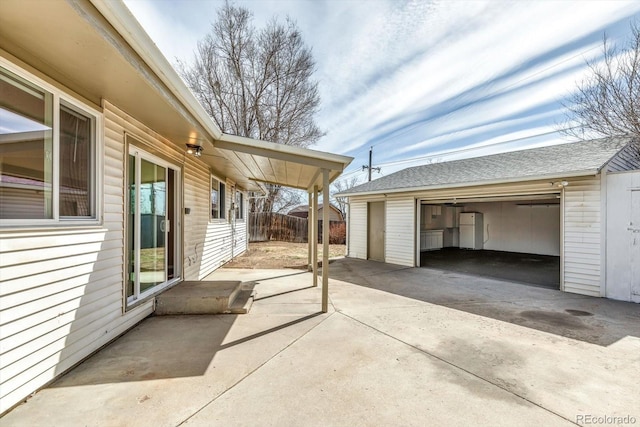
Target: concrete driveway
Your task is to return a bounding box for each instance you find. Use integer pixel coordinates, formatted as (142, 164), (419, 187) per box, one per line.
(2, 259), (639, 426)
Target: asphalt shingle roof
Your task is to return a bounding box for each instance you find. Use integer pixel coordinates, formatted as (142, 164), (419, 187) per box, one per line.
(341, 137), (632, 195)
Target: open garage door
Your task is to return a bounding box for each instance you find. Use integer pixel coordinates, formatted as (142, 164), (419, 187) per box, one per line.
(417, 193), (561, 288)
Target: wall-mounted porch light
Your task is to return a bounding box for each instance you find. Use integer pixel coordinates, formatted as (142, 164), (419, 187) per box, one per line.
(186, 143), (203, 157)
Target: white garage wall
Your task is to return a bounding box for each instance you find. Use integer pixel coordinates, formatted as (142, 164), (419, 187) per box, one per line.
(385, 198), (415, 266)
(605, 171), (640, 302)
(462, 202), (560, 256)
(563, 176), (602, 297)
(347, 200), (367, 259)
(346, 176), (607, 297)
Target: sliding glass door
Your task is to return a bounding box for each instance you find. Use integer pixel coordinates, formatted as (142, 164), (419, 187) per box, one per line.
(127, 146), (180, 305)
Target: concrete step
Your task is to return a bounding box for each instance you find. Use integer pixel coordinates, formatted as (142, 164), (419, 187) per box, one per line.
(228, 283), (256, 314)
(155, 280), (243, 315)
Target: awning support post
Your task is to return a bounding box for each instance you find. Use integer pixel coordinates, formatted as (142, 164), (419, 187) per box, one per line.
(307, 191), (312, 271)
(322, 169), (330, 313)
(312, 185), (319, 287)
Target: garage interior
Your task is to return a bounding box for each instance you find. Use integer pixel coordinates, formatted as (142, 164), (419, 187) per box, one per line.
(418, 195), (561, 288)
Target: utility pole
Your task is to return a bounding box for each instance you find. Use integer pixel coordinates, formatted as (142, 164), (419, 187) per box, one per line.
(362, 146), (381, 182)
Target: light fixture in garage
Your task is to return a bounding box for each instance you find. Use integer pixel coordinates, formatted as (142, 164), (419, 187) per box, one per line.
(551, 180), (569, 188)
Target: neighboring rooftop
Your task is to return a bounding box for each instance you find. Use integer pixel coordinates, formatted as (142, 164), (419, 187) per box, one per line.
(340, 137), (637, 196)
(288, 204), (344, 221)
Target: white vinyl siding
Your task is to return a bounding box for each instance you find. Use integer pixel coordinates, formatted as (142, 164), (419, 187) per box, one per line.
(0, 101), (153, 415)
(385, 198), (416, 266)
(0, 99), (250, 414)
(183, 163), (247, 280)
(347, 200), (367, 259)
(562, 177), (602, 297)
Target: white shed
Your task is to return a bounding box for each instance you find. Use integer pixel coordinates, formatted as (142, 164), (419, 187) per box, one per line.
(0, 0), (351, 415)
(340, 138), (639, 302)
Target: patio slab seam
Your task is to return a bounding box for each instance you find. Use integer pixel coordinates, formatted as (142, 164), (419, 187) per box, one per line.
(175, 311), (337, 426)
(336, 310), (580, 426)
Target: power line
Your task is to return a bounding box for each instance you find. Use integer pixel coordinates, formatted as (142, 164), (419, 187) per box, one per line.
(337, 126), (581, 179)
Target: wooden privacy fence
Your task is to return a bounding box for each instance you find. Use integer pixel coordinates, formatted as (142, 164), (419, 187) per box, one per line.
(249, 212), (346, 244)
(249, 212), (308, 243)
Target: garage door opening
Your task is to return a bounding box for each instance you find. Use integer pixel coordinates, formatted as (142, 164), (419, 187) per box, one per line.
(418, 195), (561, 288)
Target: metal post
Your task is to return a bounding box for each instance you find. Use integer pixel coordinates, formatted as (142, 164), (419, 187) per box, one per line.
(307, 191), (312, 271)
(312, 185), (318, 287)
(322, 170), (330, 313)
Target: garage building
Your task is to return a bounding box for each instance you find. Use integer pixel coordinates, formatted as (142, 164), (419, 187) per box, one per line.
(340, 137), (639, 302)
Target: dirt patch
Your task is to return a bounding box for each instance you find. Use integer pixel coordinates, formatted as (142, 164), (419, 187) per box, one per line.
(226, 241), (346, 269)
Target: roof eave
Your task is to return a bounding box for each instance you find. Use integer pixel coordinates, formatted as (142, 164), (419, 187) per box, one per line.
(89, 0), (223, 142)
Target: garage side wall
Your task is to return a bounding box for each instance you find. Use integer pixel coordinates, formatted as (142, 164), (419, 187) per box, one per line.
(563, 176), (602, 297)
(385, 198), (416, 266)
(347, 200), (368, 259)
(605, 171), (640, 302)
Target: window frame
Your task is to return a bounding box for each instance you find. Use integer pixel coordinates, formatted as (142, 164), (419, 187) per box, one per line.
(210, 175), (226, 221)
(235, 190), (244, 220)
(0, 58), (102, 227)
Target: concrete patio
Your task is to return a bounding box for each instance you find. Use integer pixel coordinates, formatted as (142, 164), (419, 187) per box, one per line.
(2, 259), (639, 426)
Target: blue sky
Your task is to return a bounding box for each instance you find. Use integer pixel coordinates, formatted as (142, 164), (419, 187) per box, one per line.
(124, 0), (640, 183)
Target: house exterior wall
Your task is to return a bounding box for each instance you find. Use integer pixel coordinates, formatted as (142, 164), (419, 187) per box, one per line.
(605, 170), (640, 302)
(0, 100), (153, 414)
(182, 158), (247, 280)
(0, 88), (248, 413)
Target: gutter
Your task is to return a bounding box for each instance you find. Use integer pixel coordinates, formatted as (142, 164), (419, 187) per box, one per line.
(337, 169), (600, 197)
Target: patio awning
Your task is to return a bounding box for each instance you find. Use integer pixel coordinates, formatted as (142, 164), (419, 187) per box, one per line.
(208, 134), (352, 192)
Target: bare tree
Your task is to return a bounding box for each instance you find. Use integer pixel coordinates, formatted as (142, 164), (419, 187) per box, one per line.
(561, 21), (640, 152)
(331, 176), (362, 219)
(272, 187), (304, 214)
(179, 1), (323, 212)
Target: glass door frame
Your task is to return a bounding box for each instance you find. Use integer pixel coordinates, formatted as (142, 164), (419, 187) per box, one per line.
(126, 145), (182, 307)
